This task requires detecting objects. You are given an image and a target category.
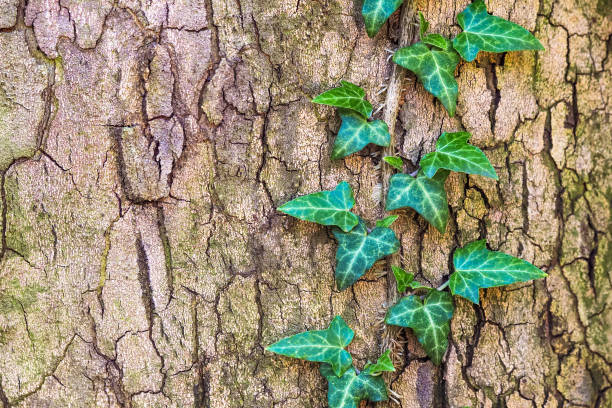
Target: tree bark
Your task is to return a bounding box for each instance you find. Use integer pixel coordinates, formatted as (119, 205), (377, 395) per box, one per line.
(0, 0), (610, 407)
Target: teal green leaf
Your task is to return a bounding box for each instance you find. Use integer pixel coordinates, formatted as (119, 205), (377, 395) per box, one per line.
(364, 349), (395, 375)
(420, 132), (498, 179)
(392, 265), (414, 293)
(312, 81), (373, 118)
(393, 39), (460, 116)
(332, 110), (390, 159)
(266, 316), (354, 377)
(385, 290), (454, 365)
(450, 240), (548, 304)
(278, 181), (359, 232)
(422, 34), (450, 50)
(386, 170), (449, 233)
(320, 364), (388, 408)
(418, 12), (429, 39)
(376, 215), (398, 228)
(333, 218), (400, 290)
(362, 0), (404, 38)
(453, 0), (545, 62)
(383, 156), (403, 170)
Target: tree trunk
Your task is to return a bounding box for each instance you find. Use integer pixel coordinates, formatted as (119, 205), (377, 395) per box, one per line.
(0, 0), (610, 406)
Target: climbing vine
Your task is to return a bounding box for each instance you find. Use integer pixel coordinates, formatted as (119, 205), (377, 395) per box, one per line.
(267, 2), (546, 407)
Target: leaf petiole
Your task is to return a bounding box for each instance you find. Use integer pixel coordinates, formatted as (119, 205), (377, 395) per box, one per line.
(436, 280), (450, 291)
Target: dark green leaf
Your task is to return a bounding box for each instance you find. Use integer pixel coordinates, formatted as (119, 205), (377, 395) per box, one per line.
(383, 156), (404, 170)
(320, 364), (388, 408)
(362, 0), (404, 38)
(420, 132), (498, 179)
(332, 110), (390, 159)
(266, 316), (354, 377)
(363, 349), (395, 375)
(393, 39), (460, 116)
(386, 170), (450, 233)
(312, 81), (373, 118)
(385, 290), (454, 365)
(422, 34), (450, 50)
(453, 0), (545, 62)
(333, 218), (400, 290)
(418, 12), (429, 39)
(392, 265), (414, 293)
(278, 181), (359, 232)
(450, 240), (548, 304)
(376, 215), (399, 228)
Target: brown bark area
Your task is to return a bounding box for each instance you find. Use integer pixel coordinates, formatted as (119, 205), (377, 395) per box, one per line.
(0, 0), (610, 407)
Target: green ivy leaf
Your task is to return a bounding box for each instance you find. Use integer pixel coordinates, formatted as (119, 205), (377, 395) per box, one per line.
(385, 290), (454, 365)
(450, 240), (548, 304)
(383, 156), (403, 170)
(393, 39), (460, 116)
(332, 110), (390, 159)
(418, 12), (429, 40)
(420, 132), (498, 179)
(392, 265), (414, 293)
(422, 34), (450, 50)
(266, 316), (354, 377)
(312, 81), (373, 118)
(452, 0), (545, 62)
(376, 215), (398, 228)
(278, 181), (359, 232)
(386, 170), (450, 233)
(320, 364), (388, 408)
(363, 349), (395, 375)
(333, 218), (400, 290)
(362, 0), (404, 38)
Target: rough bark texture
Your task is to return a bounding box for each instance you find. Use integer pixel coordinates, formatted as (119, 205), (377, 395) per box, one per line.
(0, 0), (610, 407)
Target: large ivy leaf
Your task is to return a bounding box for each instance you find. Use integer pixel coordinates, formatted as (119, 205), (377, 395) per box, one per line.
(420, 132), (498, 180)
(450, 240), (548, 304)
(363, 349), (395, 375)
(332, 218), (400, 290)
(386, 170), (450, 233)
(332, 110), (390, 159)
(312, 81), (373, 118)
(385, 290), (454, 365)
(393, 39), (460, 116)
(320, 364), (388, 408)
(453, 0), (544, 62)
(362, 0), (404, 38)
(278, 181), (359, 232)
(266, 316), (354, 377)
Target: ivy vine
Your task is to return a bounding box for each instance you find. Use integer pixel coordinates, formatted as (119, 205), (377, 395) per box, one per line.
(267, 2), (546, 406)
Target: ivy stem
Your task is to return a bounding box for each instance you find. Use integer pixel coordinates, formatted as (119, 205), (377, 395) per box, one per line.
(436, 280), (450, 291)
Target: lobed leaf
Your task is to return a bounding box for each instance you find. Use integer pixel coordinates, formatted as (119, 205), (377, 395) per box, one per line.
(420, 132), (498, 179)
(386, 170), (450, 233)
(376, 215), (399, 228)
(333, 218), (400, 290)
(278, 181), (359, 232)
(320, 364), (388, 408)
(385, 290), (454, 365)
(418, 12), (429, 40)
(392, 265), (414, 293)
(450, 240), (548, 304)
(452, 0), (544, 62)
(383, 156), (403, 170)
(393, 39), (460, 116)
(332, 110), (390, 159)
(362, 0), (404, 38)
(266, 316), (354, 377)
(363, 349), (395, 375)
(312, 81), (373, 118)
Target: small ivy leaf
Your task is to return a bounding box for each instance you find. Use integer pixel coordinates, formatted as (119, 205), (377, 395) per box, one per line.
(320, 364), (388, 408)
(385, 290), (454, 365)
(363, 349), (395, 375)
(422, 34), (450, 50)
(383, 156), (403, 170)
(420, 132), (498, 180)
(278, 181), (359, 232)
(386, 170), (450, 233)
(393, 39), (460, 116)
(332, 110), (390, 159)
(333, 218), (400, 290)
(418, 12), (429, 39)
(266, 316), (354, 377)
(450, 240), (548, 304)
(392, 265), (414, 293)
(452, 0), (545, 62)
(362, 0), (404, 38)
(312, 81), (373, 118)
(375, 215), (399, 228)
